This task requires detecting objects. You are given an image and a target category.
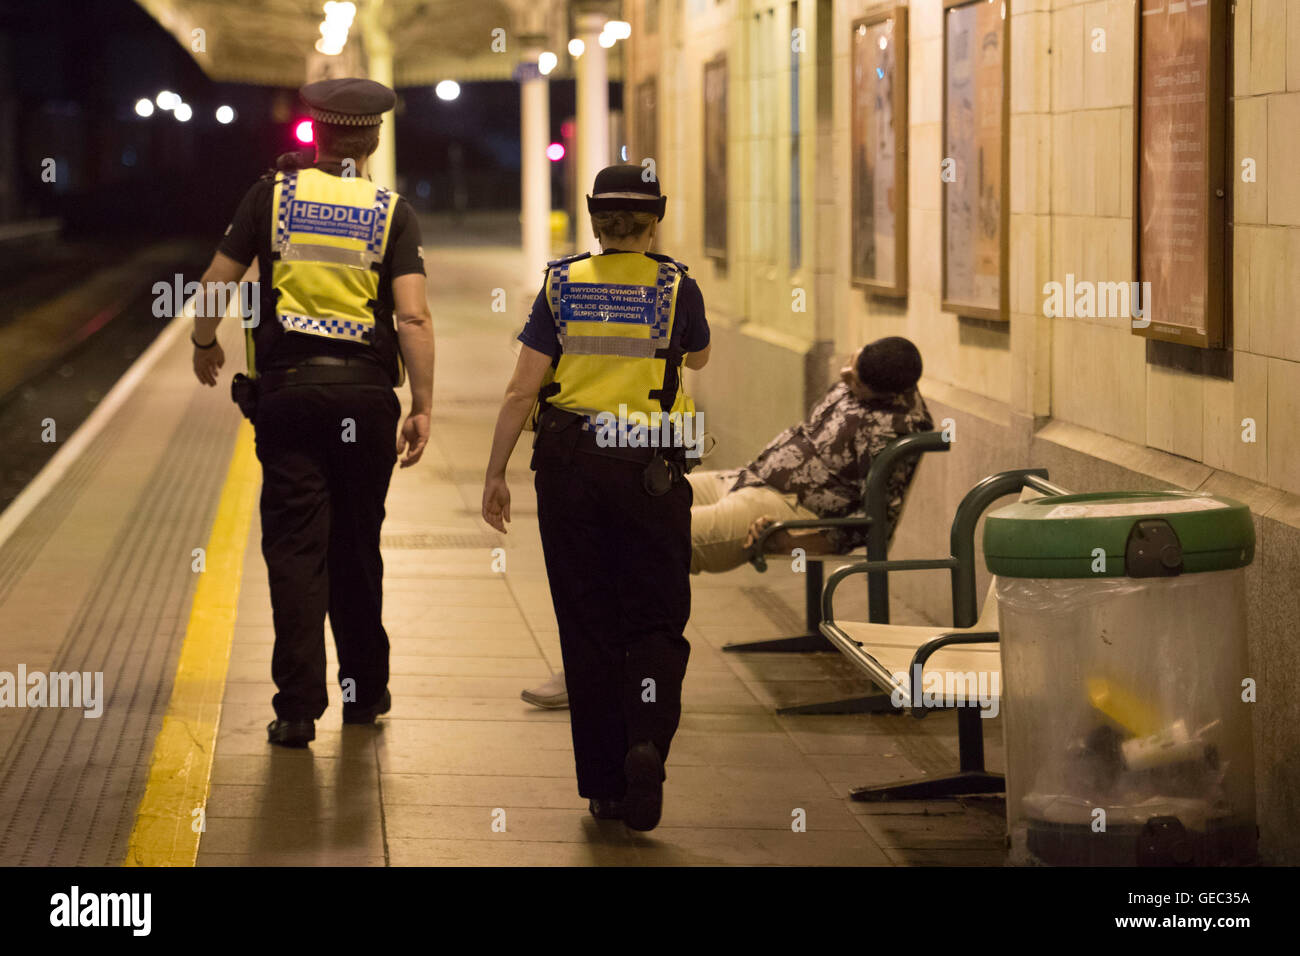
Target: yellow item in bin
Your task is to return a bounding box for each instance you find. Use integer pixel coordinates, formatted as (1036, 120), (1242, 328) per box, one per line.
(1086, 677), (1166, 738)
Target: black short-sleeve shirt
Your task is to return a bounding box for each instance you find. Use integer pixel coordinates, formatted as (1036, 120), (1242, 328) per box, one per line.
(517, 250), (711, 360)
(218, 161), (425, 375)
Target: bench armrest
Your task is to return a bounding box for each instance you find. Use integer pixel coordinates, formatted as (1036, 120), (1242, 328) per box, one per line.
(906, 630), (999, 719)
(820, 557), (960, 623)
(748, 431), (950, 572)
(748, 516), (874, 572)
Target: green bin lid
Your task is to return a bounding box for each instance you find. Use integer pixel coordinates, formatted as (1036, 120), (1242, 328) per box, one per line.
(983, 491), (1255, 578)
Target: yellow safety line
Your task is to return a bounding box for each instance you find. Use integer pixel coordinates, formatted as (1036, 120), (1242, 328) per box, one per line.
(123, 419), (259, 867)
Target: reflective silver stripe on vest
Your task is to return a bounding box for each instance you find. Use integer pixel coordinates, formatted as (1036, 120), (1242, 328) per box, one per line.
(278, 241), (380, 269)
(557, 335), (660, 358)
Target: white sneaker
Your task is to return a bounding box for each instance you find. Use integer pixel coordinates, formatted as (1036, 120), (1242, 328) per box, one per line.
(521, 670), (569, 709)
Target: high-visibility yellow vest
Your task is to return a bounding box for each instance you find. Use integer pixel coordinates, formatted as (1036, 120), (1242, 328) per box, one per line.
(267, 167), (396, 349)
(538, 251), (697, 446)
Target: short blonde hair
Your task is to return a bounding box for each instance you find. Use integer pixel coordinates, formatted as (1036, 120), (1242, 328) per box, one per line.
(591, 210), (657, 241)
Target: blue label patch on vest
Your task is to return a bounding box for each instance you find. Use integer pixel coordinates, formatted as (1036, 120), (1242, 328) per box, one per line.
(286, 200), (376, 242)
(559, 283), (656, 326)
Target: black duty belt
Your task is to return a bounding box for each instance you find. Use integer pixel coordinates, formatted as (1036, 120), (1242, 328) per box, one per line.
(574, 427), (658, 464)
(538, 405), (676, 466)
(259, 356), (392, 392)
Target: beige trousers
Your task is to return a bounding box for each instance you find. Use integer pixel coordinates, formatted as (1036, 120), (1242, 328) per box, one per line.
(688, 470), (818, 574)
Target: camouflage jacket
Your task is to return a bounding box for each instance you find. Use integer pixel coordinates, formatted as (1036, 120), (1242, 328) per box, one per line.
(730, 382), (934, 553)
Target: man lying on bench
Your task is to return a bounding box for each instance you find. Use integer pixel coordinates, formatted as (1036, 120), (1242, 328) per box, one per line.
(521, 336), (933, 709)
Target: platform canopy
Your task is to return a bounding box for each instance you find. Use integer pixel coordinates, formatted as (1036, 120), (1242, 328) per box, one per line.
(132, 0), (580, 87)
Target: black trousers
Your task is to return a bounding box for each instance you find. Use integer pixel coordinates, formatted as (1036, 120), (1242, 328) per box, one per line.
(252, 383), (400, 721)
(534, 442), (693, 799)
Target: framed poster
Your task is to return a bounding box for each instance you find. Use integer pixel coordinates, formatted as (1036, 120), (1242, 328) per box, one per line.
(634, 78), (658, 169)
(941, 0), (1009, 322)
(1132, 0), (1230, 348)
(703, 53), (728, 259)
(851, 6), (909, 296)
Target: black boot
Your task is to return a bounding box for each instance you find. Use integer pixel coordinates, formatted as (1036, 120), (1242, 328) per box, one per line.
(267, 718), (315, 748)
(343, 689), (392, 725)
(623, 742), (664, 832)
(588, 798), (626, 820)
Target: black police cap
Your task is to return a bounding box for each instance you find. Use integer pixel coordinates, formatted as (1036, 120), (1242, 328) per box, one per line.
(300, 78), (396, 127)
(586, 164), (667, 221)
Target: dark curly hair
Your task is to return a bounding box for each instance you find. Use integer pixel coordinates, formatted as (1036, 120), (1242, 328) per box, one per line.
(856, 337), (923, 394)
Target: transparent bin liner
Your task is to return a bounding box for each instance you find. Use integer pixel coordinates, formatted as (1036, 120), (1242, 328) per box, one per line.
(1022, 793), (1227, 831)
(994, 570), (1255, 854)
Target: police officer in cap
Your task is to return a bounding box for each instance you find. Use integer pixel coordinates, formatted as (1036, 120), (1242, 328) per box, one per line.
(190, 78), (435, 747)
(481, 165), (711, 830)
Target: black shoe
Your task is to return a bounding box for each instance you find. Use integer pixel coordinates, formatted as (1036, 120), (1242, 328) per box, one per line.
(267, 718), (315, 748)
(343, 690), (392, 725)
(588, 798), (626, 820)
(624, 742), (664, 832)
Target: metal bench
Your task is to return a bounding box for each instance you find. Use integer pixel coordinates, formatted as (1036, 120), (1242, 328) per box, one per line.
(819, 469), (1069, 801)
(720, 430), (949, 715)
(723, 430), (948, 645)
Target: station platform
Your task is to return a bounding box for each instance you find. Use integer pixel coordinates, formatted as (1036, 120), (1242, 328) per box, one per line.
(0, 220), (1006, 867)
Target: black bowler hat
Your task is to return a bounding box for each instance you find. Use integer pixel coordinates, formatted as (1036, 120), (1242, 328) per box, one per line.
(586, 164), (667, 221)
(300, 77), (396, 127)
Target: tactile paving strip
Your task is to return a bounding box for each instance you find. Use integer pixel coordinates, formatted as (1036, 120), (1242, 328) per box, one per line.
(0, 433), (113, 609)
(0, 385), (240, 865)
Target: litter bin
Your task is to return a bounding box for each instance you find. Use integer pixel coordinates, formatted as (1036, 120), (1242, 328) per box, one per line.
(983, 491), (1257, 866)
